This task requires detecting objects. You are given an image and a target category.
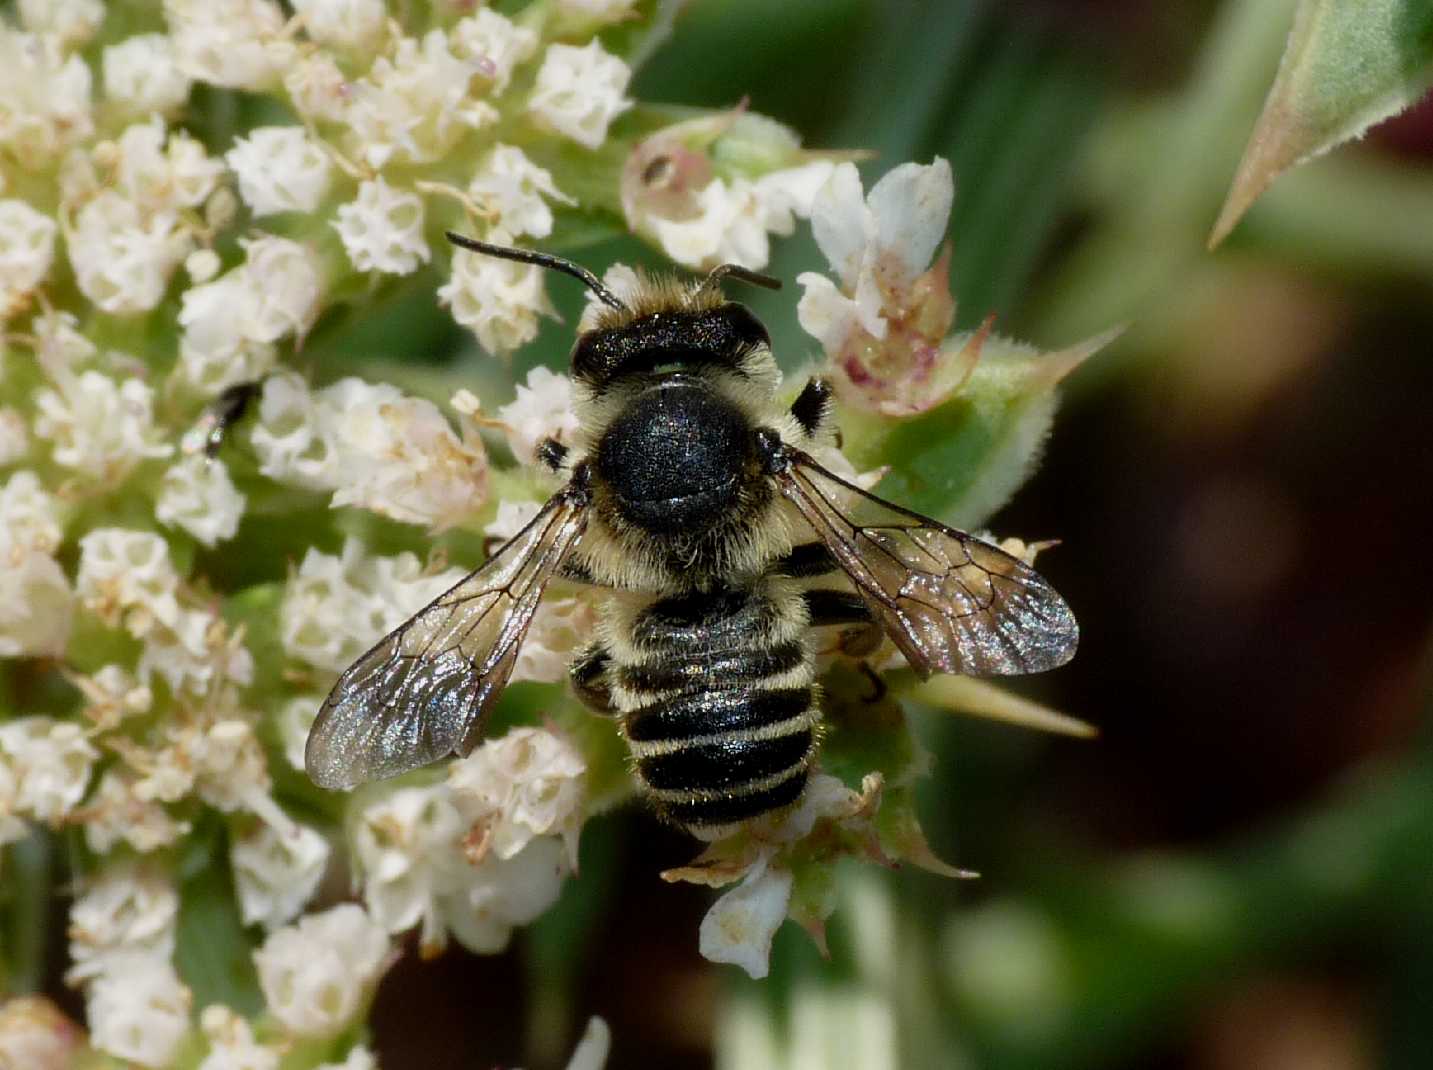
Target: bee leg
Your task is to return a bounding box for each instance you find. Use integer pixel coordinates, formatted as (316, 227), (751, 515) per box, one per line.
(804, 589), (883, 658)
(789, 377), (832, 438)
(570, 643), (616, 714)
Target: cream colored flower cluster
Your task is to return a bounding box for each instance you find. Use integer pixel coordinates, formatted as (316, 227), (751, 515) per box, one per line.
(0, 0), (1021, 1056)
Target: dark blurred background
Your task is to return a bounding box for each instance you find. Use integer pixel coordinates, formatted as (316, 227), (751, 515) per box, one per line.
(371, 1), (1433, 1067)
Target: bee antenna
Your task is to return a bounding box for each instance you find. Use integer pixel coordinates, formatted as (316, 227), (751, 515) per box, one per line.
(703, 263), (783, 294)
(444, 232), (629, 312)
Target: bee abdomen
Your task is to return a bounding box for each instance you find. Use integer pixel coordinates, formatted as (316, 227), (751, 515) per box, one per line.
(626, 681), (820, 836)
(616, 583), (819, 837)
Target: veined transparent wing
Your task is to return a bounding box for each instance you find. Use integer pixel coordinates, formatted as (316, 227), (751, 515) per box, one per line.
(775, 451), (1077, 678)
(305, 492), (588, 790)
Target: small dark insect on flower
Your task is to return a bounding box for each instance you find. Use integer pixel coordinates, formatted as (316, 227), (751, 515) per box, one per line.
(305, 234), (1079, 839)
(196, 380), (264, 459)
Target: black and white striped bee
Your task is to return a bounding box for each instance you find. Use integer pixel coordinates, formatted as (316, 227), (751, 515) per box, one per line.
(305, 234), (1078, 839)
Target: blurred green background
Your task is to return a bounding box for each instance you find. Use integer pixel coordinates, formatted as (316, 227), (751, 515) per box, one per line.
(56, 1), (1429, 1067)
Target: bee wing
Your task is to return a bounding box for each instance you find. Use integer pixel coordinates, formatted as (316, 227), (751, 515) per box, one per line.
(305, 491), (588, 790)
(774, 451), (1078, 678)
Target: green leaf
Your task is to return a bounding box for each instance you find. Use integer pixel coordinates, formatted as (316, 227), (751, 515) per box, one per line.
(174, 821), (264, 1017)
(838, 329), (1118, 529)
(1211, 0), (1433, 246)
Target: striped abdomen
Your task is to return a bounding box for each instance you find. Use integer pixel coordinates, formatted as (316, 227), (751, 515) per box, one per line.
(610, 582), (819, 839)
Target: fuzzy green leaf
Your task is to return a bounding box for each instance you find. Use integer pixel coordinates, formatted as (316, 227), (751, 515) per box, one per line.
(838, 329), (1116, 529)
(1212, 0), (1433, 246)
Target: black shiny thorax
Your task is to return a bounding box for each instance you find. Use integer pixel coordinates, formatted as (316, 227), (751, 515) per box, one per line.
(595, 375), (753, 536)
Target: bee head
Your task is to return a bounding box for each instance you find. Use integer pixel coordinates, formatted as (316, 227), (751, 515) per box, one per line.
(569, 301), (771, 391)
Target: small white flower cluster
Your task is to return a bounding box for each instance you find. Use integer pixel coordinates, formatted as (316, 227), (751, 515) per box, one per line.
(66, 117), (225, 315)
(0, 717), (96, 848)
(65, 865), (192, 1068)
(351, 727), (587, 955)
(253, 904), (393, 1038)
(75, 527), (254, 696)
(0, 470), (73, 658)
(178, 235), (325, 397)
(797, 159), (965, 414)
(281, 537), (467, 673)
(252, 373), (488, 530)
(620, 116), (836, 271)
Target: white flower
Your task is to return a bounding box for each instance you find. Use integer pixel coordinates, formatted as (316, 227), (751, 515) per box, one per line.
(190, 720), (275, 817)
(439, 238), (557, 355)
(176, 274), (278, 397)
(511, 596), (593, 686)
(68, 191), (189, 314)
(30, 309), (97, 369)
(103, 34), (191, 115)
(249, 372), (334, 488)
(561, 1017), (613, 1070)
(0, 198), (58, 319)
(137, 606), (254, 697)
(165, 0), (294, 91)
(351, 780), (572, 955)
(529, 42), (632, 150)
(85, 952), (192, 1068)
(0, 718), (96, 824)
(253, 904), (392, 1038)
(156, 455), (247, 546)
(0, 547), (72, 657)
(34, 369), (171, 478)
(275, 695), (321, 771)
(226, 127), (333, 217)
(497, 366), (579, 465)
(0, 407), (29, 465)
(18, 0), (104, 49)
(111, 118), (224, 213)
(442, 835), (568, 954)
(238, 235), (325, 341)
(323, 379), (489, 529)
(0, 469), (65, 553)
(333, 178), (430, 275)
(232, 818), (331, 930)
(75, 528), (181, 630)
(66, 864), (179, 983)
(448, 728), (586, 865)
(185, 248), (222, 283)
(281, 538), (465, 672)
(0, 31), (93, 165)
(292, 0), (386, 55)
(352, 782), (465, 944)
(283, 52), (351, 123)
(0, 997), (84, 1070)
(345, 30), (497, 168)
(468, 144), (574, 240)
(198, 1005), (281, 1070)
(484, 500), (543, 543)
(451, 9), (539, 94)
(177, 237), (322, 396)
(80, 770), (189, 855)
(797, 158), (953, 354)
(638, 162), (833, 271)
(698, 855), (792, 979)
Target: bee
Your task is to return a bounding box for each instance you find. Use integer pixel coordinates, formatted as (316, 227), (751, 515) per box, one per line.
(305, 233), (1078, 839)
